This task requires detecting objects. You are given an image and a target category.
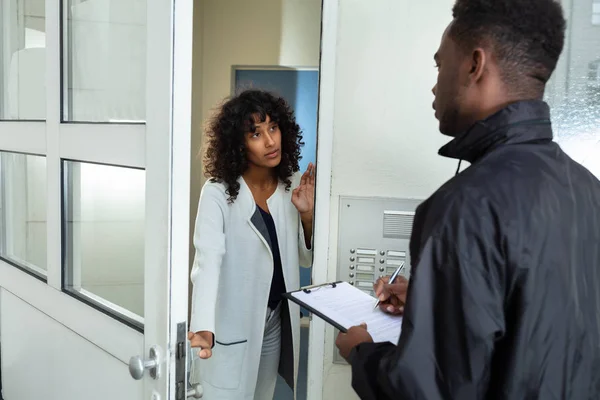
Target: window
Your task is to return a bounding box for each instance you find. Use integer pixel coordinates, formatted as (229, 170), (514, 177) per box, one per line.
(63, 161), (145, 329)
(593, 0), (600, 25)
(62, 0), (147, 122)
(0, 0), (46, 120)
(0, 151), (47, 278)
(545, 0), (600, 179)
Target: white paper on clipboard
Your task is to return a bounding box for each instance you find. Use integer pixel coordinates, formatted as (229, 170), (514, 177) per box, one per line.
(289, 281), (402, 344)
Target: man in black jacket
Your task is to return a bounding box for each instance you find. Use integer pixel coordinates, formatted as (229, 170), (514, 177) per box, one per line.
(335, 0), (600, 398)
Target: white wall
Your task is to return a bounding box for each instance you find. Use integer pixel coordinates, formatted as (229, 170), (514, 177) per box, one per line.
(0, 289), (142, 400)
(321, 1), (456, 397)
(198, 0), (321, 128)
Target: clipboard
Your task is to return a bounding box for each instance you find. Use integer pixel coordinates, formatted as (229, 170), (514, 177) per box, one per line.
(283, 281), (403, 344)
(283, 281), (347, 332)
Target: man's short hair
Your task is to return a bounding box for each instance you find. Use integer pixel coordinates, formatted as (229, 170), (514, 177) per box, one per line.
(450, 0), (566, 90)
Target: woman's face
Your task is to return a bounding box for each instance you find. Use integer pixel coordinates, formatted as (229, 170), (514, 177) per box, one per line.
(245, 114), (282, 169)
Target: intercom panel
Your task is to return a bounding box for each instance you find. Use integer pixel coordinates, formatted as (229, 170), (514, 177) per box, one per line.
(336, 196), (422, 293)
(333, 195), (422, 364)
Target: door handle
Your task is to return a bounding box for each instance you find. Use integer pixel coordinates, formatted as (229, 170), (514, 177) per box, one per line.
(187, 383), (203, 398)
(129, 345), (162, 380)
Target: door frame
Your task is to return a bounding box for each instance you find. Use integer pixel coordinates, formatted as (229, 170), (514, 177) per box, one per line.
(307, 0), (339, 399)
(224, 4), (341, 398)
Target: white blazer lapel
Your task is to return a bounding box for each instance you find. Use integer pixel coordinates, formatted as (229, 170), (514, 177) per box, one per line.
(250, 206), (272, 253)
(267, 184), (286, 257)
(239, 177), (273, 255)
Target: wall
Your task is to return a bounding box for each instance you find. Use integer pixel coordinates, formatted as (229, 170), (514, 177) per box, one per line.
(198, 0), (322, 128)
(189, 0), (322, 274)
(321, 1), (455, 397)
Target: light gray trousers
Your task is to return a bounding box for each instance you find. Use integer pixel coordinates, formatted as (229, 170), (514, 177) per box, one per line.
(253, 302), (282, 400)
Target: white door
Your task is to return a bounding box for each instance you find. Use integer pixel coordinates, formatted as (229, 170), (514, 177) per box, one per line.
(0, 0), (193, 398)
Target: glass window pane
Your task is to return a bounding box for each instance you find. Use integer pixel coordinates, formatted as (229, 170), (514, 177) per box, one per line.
(63, 0), (147, 122)
(0, 152), (47, 277)
(63, 161), (145, 329)
(545, 0), (600, 179)
(0, 0), (46, 120)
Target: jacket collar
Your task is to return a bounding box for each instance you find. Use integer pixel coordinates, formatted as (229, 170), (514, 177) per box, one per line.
(438, 100), (553, 163)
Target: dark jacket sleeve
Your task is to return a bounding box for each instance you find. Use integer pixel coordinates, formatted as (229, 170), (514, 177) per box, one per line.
(351, 196), (506, 399)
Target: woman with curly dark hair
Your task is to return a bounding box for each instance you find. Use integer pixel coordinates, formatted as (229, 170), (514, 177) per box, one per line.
(188, 89), (314, 399)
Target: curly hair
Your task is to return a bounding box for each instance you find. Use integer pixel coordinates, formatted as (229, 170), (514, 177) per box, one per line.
(203, 89), (304, 203)
(450, 0), (566, 93)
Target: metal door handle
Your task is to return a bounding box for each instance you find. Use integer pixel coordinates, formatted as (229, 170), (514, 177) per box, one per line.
(129, 345), (161, 380)
(187, 383), (203, 398)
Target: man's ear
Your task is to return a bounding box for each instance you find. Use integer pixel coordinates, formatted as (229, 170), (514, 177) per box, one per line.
(470, 47), (487, 82)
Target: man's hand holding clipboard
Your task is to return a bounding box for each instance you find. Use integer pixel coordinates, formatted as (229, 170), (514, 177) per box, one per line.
(336, 266), (408, 362)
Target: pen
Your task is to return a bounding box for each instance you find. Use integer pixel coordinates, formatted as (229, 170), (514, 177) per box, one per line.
(373, 261), (405, 310)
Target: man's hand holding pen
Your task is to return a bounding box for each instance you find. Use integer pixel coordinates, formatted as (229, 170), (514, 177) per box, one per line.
(373, 275), (409, 315)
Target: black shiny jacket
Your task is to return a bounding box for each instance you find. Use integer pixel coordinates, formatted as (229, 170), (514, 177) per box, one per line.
(351, 100), (600, 399)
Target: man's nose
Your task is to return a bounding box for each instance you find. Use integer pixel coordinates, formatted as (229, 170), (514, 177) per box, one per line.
(432, 84), (437, 95)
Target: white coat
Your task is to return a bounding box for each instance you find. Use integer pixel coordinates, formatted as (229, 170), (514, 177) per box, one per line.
(190, 173), (312, 399)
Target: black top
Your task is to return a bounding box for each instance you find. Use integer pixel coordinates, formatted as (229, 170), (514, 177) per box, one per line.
(258, 205), (286, 310)
(350, 100), (600, 399)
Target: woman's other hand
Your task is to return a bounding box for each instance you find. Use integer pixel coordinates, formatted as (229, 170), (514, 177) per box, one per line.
(292, 163), (315, 216)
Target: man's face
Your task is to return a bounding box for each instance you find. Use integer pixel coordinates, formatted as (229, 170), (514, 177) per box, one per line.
(432, 23), (477, 136)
